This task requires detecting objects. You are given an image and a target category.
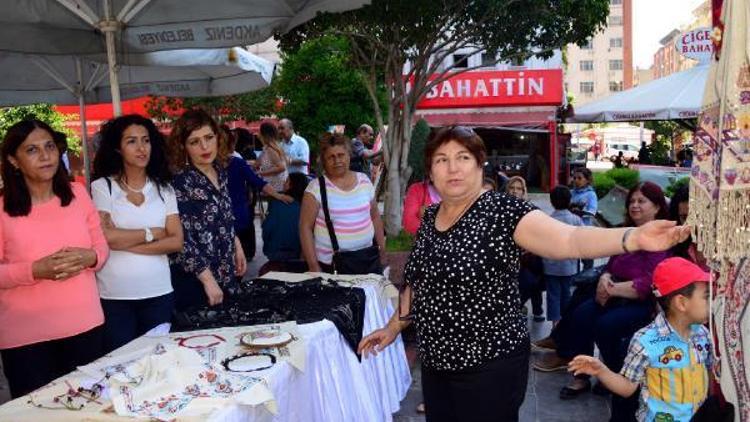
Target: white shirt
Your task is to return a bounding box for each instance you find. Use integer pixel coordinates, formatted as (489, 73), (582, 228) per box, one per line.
(91, 177), (179, 300)
(281, 133), (310, 175)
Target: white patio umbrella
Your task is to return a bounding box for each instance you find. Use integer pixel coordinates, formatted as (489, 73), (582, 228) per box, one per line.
(568, 64), (709, 123)
(0, 47), (274, 181)
(0, 0), (369, 115)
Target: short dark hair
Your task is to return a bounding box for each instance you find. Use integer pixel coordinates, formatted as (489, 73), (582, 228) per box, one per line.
(1, 119), (73, 217)
(573, 167), (593, 183)
(657, 283), (697, 314)
(550, 185), (572, 210)
(425, 126), (486, 174)
(93, 114), (172, 188)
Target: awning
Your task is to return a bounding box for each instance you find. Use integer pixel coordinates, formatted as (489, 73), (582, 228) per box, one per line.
(569, 64), (708, 123)
(415, 106), (557, 130)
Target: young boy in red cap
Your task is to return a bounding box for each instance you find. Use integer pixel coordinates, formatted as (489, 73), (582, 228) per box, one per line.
(568, 257), (712, 422)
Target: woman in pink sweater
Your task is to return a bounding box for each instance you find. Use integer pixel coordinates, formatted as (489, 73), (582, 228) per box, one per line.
(0, 120), (109, 398)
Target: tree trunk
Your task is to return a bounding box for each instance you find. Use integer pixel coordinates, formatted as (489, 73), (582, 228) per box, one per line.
(383, 100), (415, 237)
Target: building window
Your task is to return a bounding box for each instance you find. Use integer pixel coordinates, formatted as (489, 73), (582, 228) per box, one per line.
(453, 54), (468, 69)
(609, 81), (624, 92)
(579, 60), (594, 71)
(610, 0), (622, 5)
(609, 15), (623, 25)
(580, 82), (594, 93)
(610, 38), (623, 48)
(480, 53), (496, 67)
(609, 59), (624, 70)
(580, 39), (594, 50)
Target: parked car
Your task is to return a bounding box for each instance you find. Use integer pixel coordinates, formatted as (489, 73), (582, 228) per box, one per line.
(605, 143), (640, 161)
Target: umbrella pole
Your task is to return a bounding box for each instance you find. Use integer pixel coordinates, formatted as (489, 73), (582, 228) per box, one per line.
(75, 58), (91, 186)
(102, 0), (122, 117)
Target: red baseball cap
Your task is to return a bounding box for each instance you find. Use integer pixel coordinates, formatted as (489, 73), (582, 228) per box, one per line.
(653, 257), (710, 297)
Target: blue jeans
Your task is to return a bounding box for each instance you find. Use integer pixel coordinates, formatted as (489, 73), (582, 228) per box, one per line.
(545, 275), (572, 321)
(101, 292), (175, 353)
(519, 268), (544, 316)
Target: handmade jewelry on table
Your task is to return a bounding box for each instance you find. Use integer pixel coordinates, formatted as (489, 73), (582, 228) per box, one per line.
(28, 378), (106, 411)
(175, 333), (226, 348)
(240, 328), (294, 349)
(221, 352), (276, 373)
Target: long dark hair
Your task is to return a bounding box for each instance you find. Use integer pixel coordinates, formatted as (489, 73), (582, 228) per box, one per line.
(285, 173), (310, 202)
(669, 184), (692, 259)
(1, 120), (74, 217)
(92, 114), (172, 188)
(623, 181), (669, 226)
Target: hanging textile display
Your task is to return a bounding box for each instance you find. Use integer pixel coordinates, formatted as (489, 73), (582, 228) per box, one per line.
(688, 0), (750, 420)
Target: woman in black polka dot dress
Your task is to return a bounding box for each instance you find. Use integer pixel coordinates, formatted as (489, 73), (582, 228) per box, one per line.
(358, 126), (690, 422)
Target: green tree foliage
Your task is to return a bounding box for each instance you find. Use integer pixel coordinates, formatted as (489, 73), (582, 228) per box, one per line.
(643, 120), (696, 165)
(0, 104), (80, 153)
(408, 119), (431, 182)
(280, 0), (610, 235)
(665, 176), (689, 198)
(592, 167), (639, 198)
(275, 35), (386, 154)
(144, 85), (279, 123)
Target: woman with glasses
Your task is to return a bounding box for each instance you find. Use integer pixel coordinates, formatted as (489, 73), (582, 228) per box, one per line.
(358, 126), (690, 422)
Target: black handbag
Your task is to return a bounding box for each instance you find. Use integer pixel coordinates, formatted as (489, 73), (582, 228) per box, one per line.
(571, 264), (607, 286)
(319, 176), (382, 275)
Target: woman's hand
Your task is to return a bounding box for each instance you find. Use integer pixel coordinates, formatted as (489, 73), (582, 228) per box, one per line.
(629, 221), (691, 252)
(358, 325), (399, 358)
(33, 248), (97, 281)
(202, 277), (224, 306)
(595, 273), (612, 306)
(234, 237), (247, 277)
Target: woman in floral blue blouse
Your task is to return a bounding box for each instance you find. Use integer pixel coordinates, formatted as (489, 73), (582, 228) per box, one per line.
(167, 109), (247, 311)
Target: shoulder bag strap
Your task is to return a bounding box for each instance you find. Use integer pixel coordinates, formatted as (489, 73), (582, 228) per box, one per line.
(318, 176), (340, 253)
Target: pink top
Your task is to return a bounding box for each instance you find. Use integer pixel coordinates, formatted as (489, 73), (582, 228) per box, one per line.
(402, 181), (441, 235)
(0, 183), (108, 349)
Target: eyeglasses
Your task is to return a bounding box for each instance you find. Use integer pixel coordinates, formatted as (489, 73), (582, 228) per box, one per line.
(448, 126), (477, 137)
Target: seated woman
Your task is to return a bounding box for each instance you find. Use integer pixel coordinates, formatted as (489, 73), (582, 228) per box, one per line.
(260, 173), (310, 274)
(533, 181), (671, 421)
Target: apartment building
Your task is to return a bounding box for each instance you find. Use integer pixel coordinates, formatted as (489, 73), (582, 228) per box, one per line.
(564, 0), (633, 106)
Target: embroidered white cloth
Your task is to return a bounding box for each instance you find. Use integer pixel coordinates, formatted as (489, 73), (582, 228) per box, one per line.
(0, 282), (411, 421)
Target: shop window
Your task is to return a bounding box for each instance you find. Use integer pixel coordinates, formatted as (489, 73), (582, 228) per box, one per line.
(609, 15), (623, 26)
(610, 38), (623, 48)
(609, 81), (624, 92)
(580, 82), (594, 93)
(481, 53), (496, 67)
(580, 60), (594, 71)
(609, 59), (623, 70)
(453, 54), (469, 69)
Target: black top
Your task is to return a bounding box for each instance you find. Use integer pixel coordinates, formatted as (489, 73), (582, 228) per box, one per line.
(405, 190), (538, 371)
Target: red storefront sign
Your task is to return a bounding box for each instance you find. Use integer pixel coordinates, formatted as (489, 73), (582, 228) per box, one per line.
(415, 69), (563, 109)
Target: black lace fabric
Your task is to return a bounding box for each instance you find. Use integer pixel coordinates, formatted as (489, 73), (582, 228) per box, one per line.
(172, 278), (366, 355)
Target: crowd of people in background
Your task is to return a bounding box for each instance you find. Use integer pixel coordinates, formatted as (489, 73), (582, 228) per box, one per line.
(0, 111), (718, 422)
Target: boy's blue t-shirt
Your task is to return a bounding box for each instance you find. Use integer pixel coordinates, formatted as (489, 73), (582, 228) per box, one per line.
(620, 312), (713, 422)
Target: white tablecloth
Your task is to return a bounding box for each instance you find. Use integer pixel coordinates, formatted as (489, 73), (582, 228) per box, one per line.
(0, 281), (412, 421)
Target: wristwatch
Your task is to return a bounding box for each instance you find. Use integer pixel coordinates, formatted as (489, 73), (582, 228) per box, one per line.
(144, 227), (154, 243)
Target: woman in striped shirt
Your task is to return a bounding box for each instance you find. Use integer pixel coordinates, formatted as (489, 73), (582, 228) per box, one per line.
(299, 133), (385, 274)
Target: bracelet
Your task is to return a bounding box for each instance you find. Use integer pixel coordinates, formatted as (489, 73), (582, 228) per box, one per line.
(621, 228), (635, 254)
